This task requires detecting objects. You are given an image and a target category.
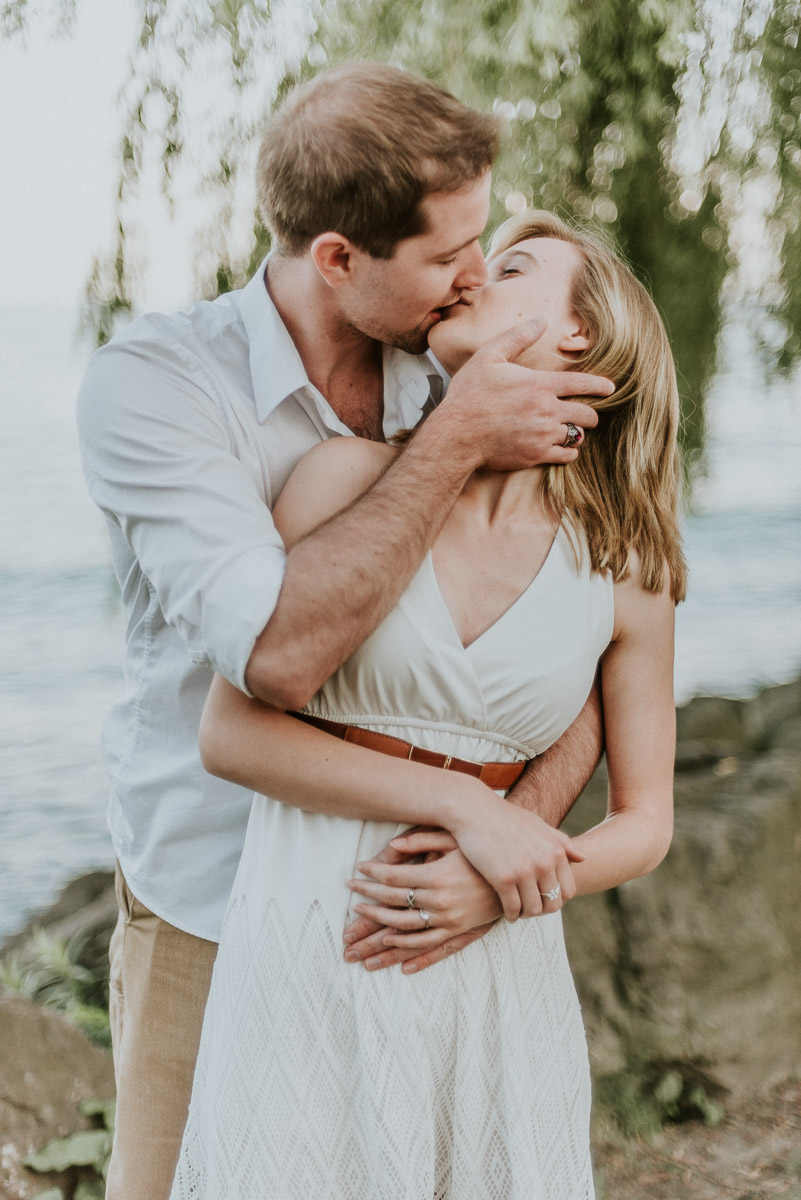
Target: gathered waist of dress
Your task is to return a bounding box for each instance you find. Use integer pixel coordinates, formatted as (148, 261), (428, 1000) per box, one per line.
(291, 712), (528, 790)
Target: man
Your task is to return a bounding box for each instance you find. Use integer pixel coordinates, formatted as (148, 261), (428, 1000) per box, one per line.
(77, 62), (611, 1199)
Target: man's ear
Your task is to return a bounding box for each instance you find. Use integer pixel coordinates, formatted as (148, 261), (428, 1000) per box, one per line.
(310, 233), (360, 289)
(556, 319), (592, 354)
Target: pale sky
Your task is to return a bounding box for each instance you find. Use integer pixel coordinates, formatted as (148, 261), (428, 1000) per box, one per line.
(1, 0), (199, 310)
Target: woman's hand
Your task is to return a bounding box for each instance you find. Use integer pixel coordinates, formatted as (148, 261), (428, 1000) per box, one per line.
(348, 831), (504, 951)
(441, 788), (583, 920)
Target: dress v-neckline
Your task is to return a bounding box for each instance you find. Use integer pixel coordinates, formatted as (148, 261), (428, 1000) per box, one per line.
(425, 525), (563, 653)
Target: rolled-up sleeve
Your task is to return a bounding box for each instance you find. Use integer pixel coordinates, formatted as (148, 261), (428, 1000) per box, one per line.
(76, 330), (287, 692)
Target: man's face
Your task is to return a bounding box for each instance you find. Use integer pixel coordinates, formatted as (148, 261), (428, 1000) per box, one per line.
(338, 172), (491, 355)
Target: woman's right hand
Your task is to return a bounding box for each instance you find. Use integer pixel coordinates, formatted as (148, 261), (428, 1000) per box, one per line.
(437, 783), (583, 920)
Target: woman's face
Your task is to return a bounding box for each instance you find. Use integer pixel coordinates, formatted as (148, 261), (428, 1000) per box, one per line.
(428, 235), (591, 375)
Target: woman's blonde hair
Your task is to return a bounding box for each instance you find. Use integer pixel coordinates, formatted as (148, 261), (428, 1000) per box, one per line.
(488, 209), (687, 602)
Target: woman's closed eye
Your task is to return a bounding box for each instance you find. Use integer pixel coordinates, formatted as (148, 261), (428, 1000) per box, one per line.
(488, 263), (522, 281)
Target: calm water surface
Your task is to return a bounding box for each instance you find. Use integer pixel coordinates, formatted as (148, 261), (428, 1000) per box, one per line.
(1, 307), (799, 938)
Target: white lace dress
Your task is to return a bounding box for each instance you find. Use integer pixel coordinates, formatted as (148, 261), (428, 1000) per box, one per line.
(171, 526), (613, 1200)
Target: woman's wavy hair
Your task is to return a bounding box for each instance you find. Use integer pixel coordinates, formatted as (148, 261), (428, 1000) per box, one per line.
(488, 209), (687, 602)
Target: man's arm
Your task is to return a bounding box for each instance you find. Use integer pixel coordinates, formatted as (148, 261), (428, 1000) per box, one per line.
(246, 323), (609, 707)
(79, 319), (607, 709)
(506, 672), (603, 823)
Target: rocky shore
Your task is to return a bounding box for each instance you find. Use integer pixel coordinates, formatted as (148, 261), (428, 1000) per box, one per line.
(563, 674), (801, 1094)
(1, 676), (799, 1199)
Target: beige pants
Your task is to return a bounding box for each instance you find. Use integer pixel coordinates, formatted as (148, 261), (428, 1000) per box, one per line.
(106, 864), (218, 1200)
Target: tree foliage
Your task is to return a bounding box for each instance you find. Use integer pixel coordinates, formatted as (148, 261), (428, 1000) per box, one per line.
(5, 0), (800, 471)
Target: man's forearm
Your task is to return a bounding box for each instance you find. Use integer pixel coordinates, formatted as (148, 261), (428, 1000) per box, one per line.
(245, 321), (609, 709)
(507, 675), (604, 826)
(245, 407), (478, 708)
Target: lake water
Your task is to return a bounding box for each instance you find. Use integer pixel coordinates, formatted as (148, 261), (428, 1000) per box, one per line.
(1, 306), (799, 939)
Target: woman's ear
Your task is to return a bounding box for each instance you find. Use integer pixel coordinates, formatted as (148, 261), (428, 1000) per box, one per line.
(310, 233), (358, 289)
(556, 319), (592, 354)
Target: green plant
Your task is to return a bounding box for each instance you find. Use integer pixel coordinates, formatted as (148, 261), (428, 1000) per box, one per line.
(0, 930), (111, 1046)
(594, 1058), (727, 1136)
(26, 1098), (115, 1200)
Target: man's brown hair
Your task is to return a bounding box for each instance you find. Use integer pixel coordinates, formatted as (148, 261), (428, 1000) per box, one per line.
(256, 62), (502, 259)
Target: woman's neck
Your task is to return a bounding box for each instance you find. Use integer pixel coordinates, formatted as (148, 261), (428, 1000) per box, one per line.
(459, 465), (552, 529)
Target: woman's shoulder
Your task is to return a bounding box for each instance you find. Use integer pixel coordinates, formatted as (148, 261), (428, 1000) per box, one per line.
(299, 434), (397, 479)
(611, 549), (675, 643)
(273, 437), (399, 548)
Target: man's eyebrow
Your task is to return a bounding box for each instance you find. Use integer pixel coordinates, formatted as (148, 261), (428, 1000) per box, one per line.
(430, 233), (481, 260)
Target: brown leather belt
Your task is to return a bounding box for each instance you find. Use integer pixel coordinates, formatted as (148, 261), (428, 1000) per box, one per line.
(291, 712), (526, 790)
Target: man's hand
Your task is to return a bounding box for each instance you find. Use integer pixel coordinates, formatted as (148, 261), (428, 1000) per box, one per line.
(343, 832), (501, 974)
(437, 320), (612, 471)
(342, 684), (605, 974)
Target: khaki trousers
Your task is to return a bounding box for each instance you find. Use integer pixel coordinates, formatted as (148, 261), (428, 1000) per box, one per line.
(106, 864), (218, 1200)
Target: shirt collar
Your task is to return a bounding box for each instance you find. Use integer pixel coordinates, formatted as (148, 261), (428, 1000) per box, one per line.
(238, 256), (312, 425)
(381, 345), (445, 435)
(239, 255), (445, 431)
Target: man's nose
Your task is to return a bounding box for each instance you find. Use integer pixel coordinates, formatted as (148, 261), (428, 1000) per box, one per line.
(453, 242), (487, 291)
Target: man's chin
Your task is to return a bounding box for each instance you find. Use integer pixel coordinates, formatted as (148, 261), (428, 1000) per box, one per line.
(387, 327), (435, 356)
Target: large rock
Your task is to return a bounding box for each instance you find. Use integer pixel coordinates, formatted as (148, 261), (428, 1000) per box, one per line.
(562, 678), (801, 1092)
(0, 994), (114, 1200)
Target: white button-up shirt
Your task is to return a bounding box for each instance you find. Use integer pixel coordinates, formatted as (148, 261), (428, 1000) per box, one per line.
(77, 260), (444, 941)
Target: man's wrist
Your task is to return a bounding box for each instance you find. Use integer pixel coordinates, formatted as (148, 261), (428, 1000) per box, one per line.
(408, 394), (484, 476)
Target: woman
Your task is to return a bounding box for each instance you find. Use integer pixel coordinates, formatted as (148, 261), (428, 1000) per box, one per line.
(170, 210), (685, 1200)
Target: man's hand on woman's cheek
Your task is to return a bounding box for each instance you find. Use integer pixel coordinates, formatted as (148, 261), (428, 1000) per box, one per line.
(342, 830), (503, 974)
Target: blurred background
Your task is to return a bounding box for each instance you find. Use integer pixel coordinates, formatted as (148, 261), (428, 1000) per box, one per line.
(1, 3), (800, 1195)
(1, 0), (800, 960)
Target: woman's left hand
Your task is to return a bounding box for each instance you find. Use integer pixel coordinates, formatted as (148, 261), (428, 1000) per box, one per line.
(347, 829), (504, 951)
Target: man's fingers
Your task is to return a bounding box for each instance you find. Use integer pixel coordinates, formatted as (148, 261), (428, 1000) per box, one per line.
(369, 842), (412, 866)
(400, 923), (497, 975)
(381, 928), (451, 951)
(556, 401), (600, 430)
(344, 925), (394, 961)
(556, 373), (614, 401)
(342, 915), (382, 944)
(348, 921), (501, 972)
(545, 446), (581, 465)
(359, 944), (421, 970)
(469, 319), (547, 365)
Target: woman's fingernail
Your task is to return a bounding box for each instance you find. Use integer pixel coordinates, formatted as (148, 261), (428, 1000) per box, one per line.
(343, 932), (356, 944)
(344, 950), (359, 963)
(365, 957), (381, 970)
(402, 963), (418, 975)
